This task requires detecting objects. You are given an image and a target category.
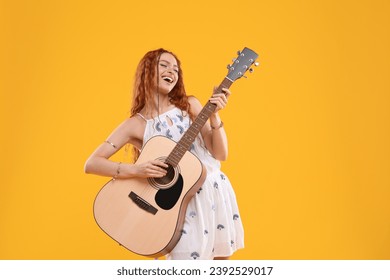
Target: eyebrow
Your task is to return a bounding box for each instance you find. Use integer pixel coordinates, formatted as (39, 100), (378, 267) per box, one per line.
(159, 59), (179, 69)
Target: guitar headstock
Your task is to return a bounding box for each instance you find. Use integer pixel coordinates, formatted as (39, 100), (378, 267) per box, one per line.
(226, 47), (259, 81)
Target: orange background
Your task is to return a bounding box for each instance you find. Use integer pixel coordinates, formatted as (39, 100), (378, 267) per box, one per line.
(1, 0), (389, 259)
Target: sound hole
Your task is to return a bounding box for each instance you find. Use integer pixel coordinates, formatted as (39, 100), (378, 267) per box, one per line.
(148, 160), (180, 190)
(153, 163), (175, 186)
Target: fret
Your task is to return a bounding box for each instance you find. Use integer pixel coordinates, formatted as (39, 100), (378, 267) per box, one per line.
(170, 155), (180, 162)
(204, 107), (214, 114)
(184, 135), (194, 142)
(185, 128), (196, 135)
(186, 130), (198, 139)
(165, 157), (176, 166)
(167, 153), (180, 166)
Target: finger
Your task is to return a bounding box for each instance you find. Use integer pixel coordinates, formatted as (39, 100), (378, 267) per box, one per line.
(221, 88), (231, 97)
(221, 94), (228, 103)
(149, 171), (167, 178)
(210, 96), (227, 107)
(151, 160), (169, 168)
(209, 99), (225, 112)
(141, 162), (166, 175)
(145, 166), (166, 177)
(212, 92), (226, 97)
(212, 93), (228, 102)
(150, 165), (168, 174)
(210, 98), (224, 107)
(212, 87), (228, 96)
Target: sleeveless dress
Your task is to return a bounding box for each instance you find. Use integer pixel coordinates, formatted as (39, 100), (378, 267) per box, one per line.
(138, 107), (244, 260)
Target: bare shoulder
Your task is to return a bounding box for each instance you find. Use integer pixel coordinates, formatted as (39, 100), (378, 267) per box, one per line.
(106, 114), (146, 149)
(123, 114), (146, 139)
(122, 114), (145, 128)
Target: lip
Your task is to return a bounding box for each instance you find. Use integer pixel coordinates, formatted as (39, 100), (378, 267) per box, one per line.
(161, 75), (174, 84)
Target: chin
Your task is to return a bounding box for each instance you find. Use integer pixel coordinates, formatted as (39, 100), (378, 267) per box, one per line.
(158, 88), (171, 95)
(159, 85), (175, 95)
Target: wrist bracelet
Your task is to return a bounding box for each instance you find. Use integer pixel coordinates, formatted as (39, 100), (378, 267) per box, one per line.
(211, 121), (224, 130)
(113, 162), (122, 180)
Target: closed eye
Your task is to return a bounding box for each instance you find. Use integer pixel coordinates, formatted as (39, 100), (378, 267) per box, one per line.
(159, 59), (179, 73)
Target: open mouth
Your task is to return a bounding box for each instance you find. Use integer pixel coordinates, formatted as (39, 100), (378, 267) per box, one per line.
(162, 76), (174, 84)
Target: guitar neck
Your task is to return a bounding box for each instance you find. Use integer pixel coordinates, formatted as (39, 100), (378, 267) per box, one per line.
(166, 77), (233, 167)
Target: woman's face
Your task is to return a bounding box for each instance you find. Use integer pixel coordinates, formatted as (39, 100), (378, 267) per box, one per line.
(156, 52), (179, 94)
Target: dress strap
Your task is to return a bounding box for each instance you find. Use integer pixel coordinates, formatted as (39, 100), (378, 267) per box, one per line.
(136, 113), (148, 122)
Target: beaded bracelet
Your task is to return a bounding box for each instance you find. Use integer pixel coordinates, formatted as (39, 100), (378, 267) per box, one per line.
(211, 121), (224, 130)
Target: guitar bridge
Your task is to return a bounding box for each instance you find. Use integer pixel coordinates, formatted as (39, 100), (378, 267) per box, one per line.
(129, 191), (158, 215)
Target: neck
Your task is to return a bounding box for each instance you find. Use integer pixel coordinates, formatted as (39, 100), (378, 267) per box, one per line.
(152, 91), (171, 114)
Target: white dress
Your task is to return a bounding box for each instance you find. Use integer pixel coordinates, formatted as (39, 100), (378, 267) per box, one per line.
(138, 107), (244, 260)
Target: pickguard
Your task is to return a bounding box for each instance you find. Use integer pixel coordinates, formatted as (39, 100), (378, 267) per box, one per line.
(155, 174), (183, 210)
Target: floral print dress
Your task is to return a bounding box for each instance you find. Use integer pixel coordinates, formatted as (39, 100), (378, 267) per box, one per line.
(138, 107), (244, 260)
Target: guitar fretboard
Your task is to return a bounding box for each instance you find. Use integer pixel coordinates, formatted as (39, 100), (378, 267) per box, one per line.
(166, 78), (233, 167)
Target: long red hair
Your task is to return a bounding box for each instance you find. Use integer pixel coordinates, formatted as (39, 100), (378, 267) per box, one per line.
(130, 48), (191, 161)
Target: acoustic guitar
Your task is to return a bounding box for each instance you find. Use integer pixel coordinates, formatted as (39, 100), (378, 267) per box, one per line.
(93, 47), (259, 257)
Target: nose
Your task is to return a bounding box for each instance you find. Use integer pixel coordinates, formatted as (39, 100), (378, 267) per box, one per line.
(166, 66), (176, 74)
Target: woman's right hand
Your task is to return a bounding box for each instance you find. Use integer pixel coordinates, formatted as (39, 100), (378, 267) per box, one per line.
(131, 160), (168, 178)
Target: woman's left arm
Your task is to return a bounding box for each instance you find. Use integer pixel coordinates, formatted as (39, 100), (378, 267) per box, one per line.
(189, 88), (231, 161)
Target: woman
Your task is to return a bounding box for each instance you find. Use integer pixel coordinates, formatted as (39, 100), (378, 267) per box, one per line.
(85, 48), (244, 260)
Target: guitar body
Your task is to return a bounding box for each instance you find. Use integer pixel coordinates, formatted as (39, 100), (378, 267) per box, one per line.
(93, 136), (207, 257)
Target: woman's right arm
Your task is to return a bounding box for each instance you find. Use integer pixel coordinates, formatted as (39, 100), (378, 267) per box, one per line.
(84, 116), (167, 179)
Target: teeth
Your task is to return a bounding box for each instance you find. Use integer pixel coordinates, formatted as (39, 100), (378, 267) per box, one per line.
(162, 76), (173, 83)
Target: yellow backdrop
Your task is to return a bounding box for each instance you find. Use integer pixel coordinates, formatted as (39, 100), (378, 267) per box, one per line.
(1, 0), (389, 260)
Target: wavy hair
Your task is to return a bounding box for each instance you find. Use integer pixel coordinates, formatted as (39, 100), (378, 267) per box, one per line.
(130, 48), (192, 161)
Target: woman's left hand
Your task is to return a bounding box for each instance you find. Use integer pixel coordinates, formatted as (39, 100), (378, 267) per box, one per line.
(209, 88), (231, 113)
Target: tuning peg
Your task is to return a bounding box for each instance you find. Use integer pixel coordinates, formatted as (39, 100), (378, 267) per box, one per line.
(254, 62), (260, 67)
(237, 50), (241, 55)
(227, 64), (231, 69)
(249, 68), (254, 73)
